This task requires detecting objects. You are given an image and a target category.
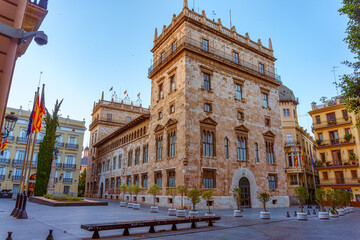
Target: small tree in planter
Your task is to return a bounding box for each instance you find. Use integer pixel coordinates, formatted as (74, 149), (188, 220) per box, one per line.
(176, 185), (188, 217)
(294, 186), (309, 221)
(166, 188), (178, 216)
(126, 185), (134, 208)
(148, 184), (161, 213)
(132, 185), (142, 210)
(327, 190), (339, 218)
(187, 189), (201, 217)
(202, 190), (214, 216)
(119, 184), (128, 207)
(257, 192), (271, 219)
(232, 187), (243, 217)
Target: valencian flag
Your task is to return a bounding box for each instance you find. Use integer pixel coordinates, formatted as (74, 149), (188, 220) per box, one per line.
(294, 147), (298, 168)
(0, 137), (8, 156)
(32, 88), (46, 133)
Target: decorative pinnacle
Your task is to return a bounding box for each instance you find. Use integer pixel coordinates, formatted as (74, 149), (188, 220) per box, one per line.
(154, 28), (158, 40)
(183, 0), (188, 9)
(101, 91), (104, 101)
(269, 38), (273, 50)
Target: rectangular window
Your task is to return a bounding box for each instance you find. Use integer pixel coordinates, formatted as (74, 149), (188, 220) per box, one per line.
(351, 170), (357, 179)
(237, 137), (247, 161)
(238, 111), (244, 120)
(266, 142), (275, 164)
(290, 175), (298, 185)
(118, 155), (122, 169)
(128, 151), (133, 167)
(345, 128), (351, 135)
(111, 178), (115, 189)
(158, 111), (162, 119)
(224, 138), (229, 159)
(235, 84), (242, 100)
(255, 143), (259, 162)
(142, 174), (148, 188)
(265, 117), (271, 127)
(112, 157), (116, 170)
(203, 170), (215, 188)
(155, 172), (162, 187)
(168, 171), (175, 188)
(203, 73), (210, 90)
(318, 133), (323, 141)
(156, 137), (163, 161)
(161, 52), (165, 63)
(202, 39), (209, 52)
(172, 41), (177, 53)
(204, 103), (212, 112)
(323, 172), (328, 180)
(134, 175), (139, 186)
(262, 93), (268, 108)
(259, 63), (265, 75)
(116, 178), (121, 188)
(316, 116), (321, 124)
(268, 175), (276, 190)
(326, 112), (336, 121)
(126, 117), (131, 123)
(283, 108), (290, 116)
(135, 149), (140, 165)
(170, 76), (175, 92)
(127, 176), (131, 186)
(143, 145), (148, 163)
(159, 83), (164, 99)
(107, 113), (112, 121)
(170, 104), (175, 114)
(233, 52), (239, 64)
(202, 131), (214, 157)
(168, 132), (176, 158)
(343, 110), (348, 119)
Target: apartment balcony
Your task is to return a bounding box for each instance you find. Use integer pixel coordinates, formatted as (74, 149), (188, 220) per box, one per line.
(29, 0), (48, 10)
(284, 141), (301, 147)
(13, 159), (24, 166)
(313, 117), (352, 130)
(12, 176), (21, 181)
(285, 166), (305, 174)
(56, 163), (62, 168)
(0, 175), (5, 180)
(63, 164), (76, 169)
(320, 177), (360, 187)
(0, 158), (10, 164)
(63, 178), (73, 183)
(65, 143), (79, 150)
(317, 159), (358, 170)
(148, 35), (281, 83)
(7, 136), (14, 143)
(316, 138), (356, 149)
(16, 137), (28, 144)
(54, 142), (65, 148)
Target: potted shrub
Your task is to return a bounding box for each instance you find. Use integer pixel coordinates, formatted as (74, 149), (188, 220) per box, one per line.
(126, 185), (134, 208)
(187, 189), (201, 217)
(316, 139), (322, 145)
(166, 188), (178, 216)
(344, 133), (352, 142)
(132, 184), (142, 210)
(315, 188), (329, 220)
(327, 190), (339, 218)
(349, 153), (356, 160)
(257, 192), (271, 219)
(119, 184), (127, 207)
(335, 190), (346, 216)
(294, 186), (309, 221)
(232, 187), (243, 217)
(148, 184), (161, 213)
(176, 186), (187, 217)
(202, 189), (215, 216)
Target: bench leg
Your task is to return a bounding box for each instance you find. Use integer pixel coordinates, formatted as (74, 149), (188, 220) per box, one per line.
(171, 224), (177, 231)
(92, 230), (100, 239)
(149, 225), (155, 233)
(208, 220), (213, 227)
(191, 221), (197, 229)
(123, 228), (130, 236)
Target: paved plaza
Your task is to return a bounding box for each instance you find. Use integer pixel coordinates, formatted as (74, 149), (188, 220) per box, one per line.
(0, 198), (359, 240)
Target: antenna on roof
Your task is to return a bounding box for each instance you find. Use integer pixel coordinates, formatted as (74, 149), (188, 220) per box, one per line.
(331, 66), (339, 96)
(192, 0), (195, 11)
(230, 9), (232, 28)
(212, 11), (216, 21)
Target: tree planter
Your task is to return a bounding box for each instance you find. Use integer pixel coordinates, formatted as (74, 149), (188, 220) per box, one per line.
(336, 208), (345, 216)
(297, 212), (308, 221)
(189, 210), (199, 217)
(318, 211), (329, 220)
(260, 211), (270, 219)
(205, 213), (216, 216)
(329, 212), (339, 218)
(133, 203), (140, 210)
(150, 206), (159, 213)
(176, 209), (186, 217)
(127, 202), (134, 208)
(168, 208), (177, 216)
(120, 202), (127, 207)
(234, 210), (243, 217)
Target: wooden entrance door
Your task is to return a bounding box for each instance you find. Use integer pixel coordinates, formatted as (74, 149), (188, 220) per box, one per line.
(239, 177), (251, 208)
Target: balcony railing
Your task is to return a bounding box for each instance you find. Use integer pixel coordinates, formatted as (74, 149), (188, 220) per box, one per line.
(63, 164), (76, 169)
(56, 163), (62, 168)
(13, 159), (24, 165)
(7, 136), (14, 143)
(317, 159), (358, 169)
(12, 175), (21, 181)
(321, 177), (360, 186)
(148, 36), (281, 83)
(284, 141), (300, 147)
(0, 158), (10, 164)
(66, 143), (79, 150)
(316, 138), (355, 148)
(29, 0), (48, 10)
(16, 137), (27, 144)
(32, 161), (38, 167)
(313, 117), (352, 129)
(55, 142), (65, 148)
(63, 178), (73, 183)
(0, 175), (5, 180)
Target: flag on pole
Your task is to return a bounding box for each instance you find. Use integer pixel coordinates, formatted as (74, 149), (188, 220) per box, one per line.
(124, 90), (127, 95)
(294, 147), (298, 168)
(301, 149), (305, 168)
(27, 94), (38, 136)
(32, 86), (46, 133)
(137, 93), (140, 97)
(109, 87), (113, 91)
(0, 138), (8, 155)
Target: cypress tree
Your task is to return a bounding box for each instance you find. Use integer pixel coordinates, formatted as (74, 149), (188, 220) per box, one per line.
(34, 100), (63, 196)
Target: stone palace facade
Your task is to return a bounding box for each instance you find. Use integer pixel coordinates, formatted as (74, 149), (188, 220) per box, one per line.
(85, 1), (290, 209)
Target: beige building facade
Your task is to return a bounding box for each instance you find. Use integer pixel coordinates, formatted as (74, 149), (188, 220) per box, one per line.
(86, 3), (290, 208)
(0, 107), (86, 196)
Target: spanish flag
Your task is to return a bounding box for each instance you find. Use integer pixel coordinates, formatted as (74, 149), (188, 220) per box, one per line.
(0, 138), (8, 156)
(301, 149), (305, 168)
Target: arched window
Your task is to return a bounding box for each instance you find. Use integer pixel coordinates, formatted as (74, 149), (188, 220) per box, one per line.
(224, 138), (229, 159)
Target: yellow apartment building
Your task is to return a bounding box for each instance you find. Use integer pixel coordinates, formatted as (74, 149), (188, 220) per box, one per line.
(309, 97), (360, 204)
(0, 106), (86, 196)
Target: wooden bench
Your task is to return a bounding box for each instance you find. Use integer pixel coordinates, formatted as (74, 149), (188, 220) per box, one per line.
(81, 216), (221, 239)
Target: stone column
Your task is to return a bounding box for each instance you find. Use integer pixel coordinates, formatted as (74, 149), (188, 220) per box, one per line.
(46, 157), (56, 195)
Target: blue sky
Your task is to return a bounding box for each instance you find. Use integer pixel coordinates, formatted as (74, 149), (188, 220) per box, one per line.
(8, 0), (353, 146)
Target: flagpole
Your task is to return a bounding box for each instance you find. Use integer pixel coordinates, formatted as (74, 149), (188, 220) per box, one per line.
(26, 84), (45, 193)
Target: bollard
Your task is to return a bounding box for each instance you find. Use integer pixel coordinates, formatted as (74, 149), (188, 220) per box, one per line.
(16, 192), (28, 219)
(46, 229), (54, 240)
(294, 211), (297, 217)
(6, 232), (13, 240)
(10, 193), (20, 216)
(313, 209), (316, 215)
(13, 193), (23, 217)
(286, 211), (290, 218)
(307, 210), (311, 215)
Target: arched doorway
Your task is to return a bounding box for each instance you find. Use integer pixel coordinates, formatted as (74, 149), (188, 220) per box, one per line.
(239, 177), (251, 208)
(28, 174), (36, 196)
(100, 182), (104, 198)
